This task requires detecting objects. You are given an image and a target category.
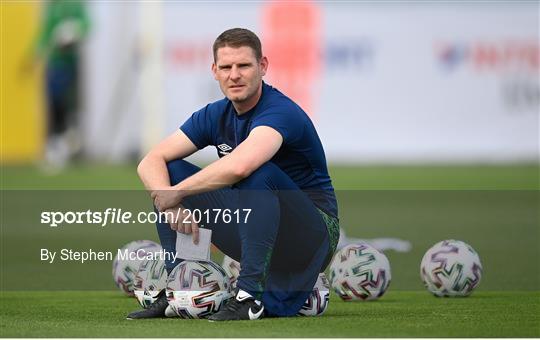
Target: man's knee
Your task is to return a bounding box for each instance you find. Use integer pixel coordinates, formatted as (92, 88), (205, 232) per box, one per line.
(165, 159), (200, 185)
(235, 162), (295, 190)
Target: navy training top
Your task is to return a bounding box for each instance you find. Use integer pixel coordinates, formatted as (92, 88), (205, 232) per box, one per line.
(180, 82), (338, 218)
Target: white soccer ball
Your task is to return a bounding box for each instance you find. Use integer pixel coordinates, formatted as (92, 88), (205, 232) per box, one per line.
(133, 258), (167, 308)
(112, 240), (162, 296)
(329, 243), (391, 301)
(420, 239), (482, 297)
(297, 273), (330, 316)
(221, 255), (241, 289)
(166, 260), (233, 319)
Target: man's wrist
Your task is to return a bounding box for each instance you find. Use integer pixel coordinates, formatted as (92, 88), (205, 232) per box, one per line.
(172, 183), (188, 200)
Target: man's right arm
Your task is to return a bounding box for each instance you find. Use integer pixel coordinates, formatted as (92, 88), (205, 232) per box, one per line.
(137, 130), (198, 192)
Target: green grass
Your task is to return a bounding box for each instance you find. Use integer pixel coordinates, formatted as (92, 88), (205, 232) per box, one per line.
(1, 164), (539, 337)
(1, 291), (538, 337)
(3, 188), (537, 292)
(1, 163), (538, 189)
(329, 164), (539, 190)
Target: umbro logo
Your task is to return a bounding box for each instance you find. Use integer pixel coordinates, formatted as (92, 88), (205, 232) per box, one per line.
(217, 143), (233, 155)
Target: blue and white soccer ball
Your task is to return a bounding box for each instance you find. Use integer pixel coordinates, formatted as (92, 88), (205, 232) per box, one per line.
(112, 240), (162, 296)
(420, 239), (482, 297)
(297, 273), (330, 316)
(166, 260), (233, 319)
(329, 243), (391, 301)
(133, 258), (167, 308)
(221, 255), (241, 290)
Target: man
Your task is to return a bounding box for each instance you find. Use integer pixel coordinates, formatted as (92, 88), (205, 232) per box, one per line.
(31, 0), (90, 168)
(129, 28), (339, 321)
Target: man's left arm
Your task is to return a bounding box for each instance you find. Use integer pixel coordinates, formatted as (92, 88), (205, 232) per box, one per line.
(153, 126), (282, 211)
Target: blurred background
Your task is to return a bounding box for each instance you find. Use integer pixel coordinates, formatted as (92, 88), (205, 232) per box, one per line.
(2, 1), (538, 167)
(1, 1), (538, 292)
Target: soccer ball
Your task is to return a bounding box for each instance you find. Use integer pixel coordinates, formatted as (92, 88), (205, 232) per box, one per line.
(133, 258), (167, 308)
(112, 240), (162, 296)
(420, 239), (482, 297)
(221, 255), (241, 289)
(166, 260), (233, 319)
(297, 273), (330, 316)
(329, 243), (391, 301)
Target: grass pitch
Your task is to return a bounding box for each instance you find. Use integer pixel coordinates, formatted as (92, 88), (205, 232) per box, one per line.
(0, 291), (538, 337)
(1, 163), (539, 337)
(1, 163), (538, 190)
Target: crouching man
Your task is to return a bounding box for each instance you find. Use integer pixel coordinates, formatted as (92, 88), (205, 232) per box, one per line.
(129, 28), (339, 321)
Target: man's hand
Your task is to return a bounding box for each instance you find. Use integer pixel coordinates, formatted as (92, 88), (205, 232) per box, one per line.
(151, 188), (183, 212)
(164, 205), (199, 245)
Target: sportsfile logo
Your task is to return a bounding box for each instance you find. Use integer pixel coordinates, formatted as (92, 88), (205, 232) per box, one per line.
(40, 208), (252, 227)
(217, 143), (233, 155)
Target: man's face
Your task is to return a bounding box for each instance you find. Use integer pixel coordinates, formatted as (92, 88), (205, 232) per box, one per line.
(212, 46), (268, 108)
